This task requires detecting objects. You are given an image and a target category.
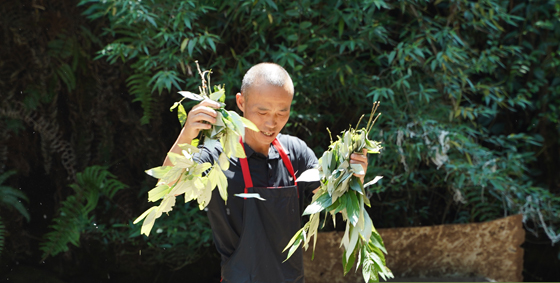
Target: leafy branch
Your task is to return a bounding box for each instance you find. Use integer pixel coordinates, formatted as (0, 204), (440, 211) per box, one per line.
(284, 102), (393, 282)
(134, 63), (258, 236)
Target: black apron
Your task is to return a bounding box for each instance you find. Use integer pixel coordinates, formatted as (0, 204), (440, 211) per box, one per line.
(219, 138), (304, 283)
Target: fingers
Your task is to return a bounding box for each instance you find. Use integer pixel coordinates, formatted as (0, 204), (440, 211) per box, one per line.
(186, 99), (222, 127)
(178, 99), (223, 143)
(198, 98), (222, 109)
(350, 149), (368, 165)
(350, 149), (368, 183)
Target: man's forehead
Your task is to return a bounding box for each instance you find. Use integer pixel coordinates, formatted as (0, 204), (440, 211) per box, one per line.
(241, 63), (294, 96)
(244, 79), (294, 98)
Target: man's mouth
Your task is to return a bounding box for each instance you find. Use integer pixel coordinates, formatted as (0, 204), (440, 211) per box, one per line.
(261, 131), (274, 137)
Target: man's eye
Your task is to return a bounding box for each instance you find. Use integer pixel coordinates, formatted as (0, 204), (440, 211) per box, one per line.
(258, 112), (266, 115)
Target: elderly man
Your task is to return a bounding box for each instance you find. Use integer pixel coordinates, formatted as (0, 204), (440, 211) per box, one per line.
(163, 63), (368, 283)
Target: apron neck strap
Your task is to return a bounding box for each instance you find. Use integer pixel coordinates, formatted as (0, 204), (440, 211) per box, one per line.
(238, 137), (298, 194)
(272, 139), (298, 188)
(239, 137), (253, 190)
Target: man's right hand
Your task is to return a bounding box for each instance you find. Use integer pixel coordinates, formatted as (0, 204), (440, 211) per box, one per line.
(163, 99), (221, 167)
(179, 99), (222, 145)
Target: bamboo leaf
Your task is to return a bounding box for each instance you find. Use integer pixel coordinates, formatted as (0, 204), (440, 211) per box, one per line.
(350, 163), (365, 175)
(178, 104), (187, 126)
(347, 191), (360, 225)
(347, 225), (359, 261)
(139, 208), (159, 236)
(303, 192), (332, 215)
(178, 91), (204, 101)
(167, 152), (194, 168)
(209, 87), (225, 101)
(145, 166), (172, 179)
(343, 246), (358, 275)
(296, 169), (321, 182)
(218, 152), (230, 171)
(133, 206), (156, 224)
(363, 176), (383, 188)
(284, 235), (302, 262)
(147, 184), (171, 202)
(177, 143), (200, 153)
(241, 117), (259, 132)
(180, 38), (188, 53)
(215, 162), (228, 202)
(234, 193), (266, 201)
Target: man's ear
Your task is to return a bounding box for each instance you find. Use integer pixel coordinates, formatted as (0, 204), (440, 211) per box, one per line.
(236, 92), (245, 113)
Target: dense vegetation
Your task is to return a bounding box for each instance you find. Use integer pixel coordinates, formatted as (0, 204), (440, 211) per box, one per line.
(1, 0), (559, 281)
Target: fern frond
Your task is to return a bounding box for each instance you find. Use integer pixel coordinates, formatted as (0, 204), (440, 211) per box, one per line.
(0, 170), (30, 222)
(0, 170), (16, 185)
(127, 72), (154, 124)
(40, 165), (127, 259)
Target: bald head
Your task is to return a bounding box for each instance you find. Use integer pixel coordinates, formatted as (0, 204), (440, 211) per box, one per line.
(240, 63), (294, 99)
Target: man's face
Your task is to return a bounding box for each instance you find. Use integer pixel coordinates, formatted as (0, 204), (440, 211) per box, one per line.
(236, 82), (293, 152)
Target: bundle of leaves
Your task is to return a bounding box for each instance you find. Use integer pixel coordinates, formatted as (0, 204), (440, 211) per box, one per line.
(134, 64), (257, 236)
(284, 103), (393, 282)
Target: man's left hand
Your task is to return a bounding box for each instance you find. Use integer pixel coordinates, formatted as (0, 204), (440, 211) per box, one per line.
(350, 148), (368, 184)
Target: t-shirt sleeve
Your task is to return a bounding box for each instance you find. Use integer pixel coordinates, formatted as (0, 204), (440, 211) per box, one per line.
(290, 137), (321, 193)
(194, 144), (219, 167)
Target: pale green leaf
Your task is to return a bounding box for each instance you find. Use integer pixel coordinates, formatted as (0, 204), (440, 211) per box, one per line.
(347, 191), (360, 225)
(170, 178), (194, 196)
(191, 162), (212, 175)
(296, 169), (320, 182)
(133, 206), (157, 224)
(228, 111), (245, 137)
(148, 184), (171, 202)
(350, 163), (365, 175)
(360, 213), (373, 243)
(167, 152), (194, 168)
(283, 228), (304, 253)
(343, 246), (357, 275)
(161, 167), (185, 184)
(241, 117), (259, 132)
(178, 104), (187, 126)
(218, 152), (230, 171)
(139, 208), (158, 236)
(145, 166), (172, 179)
(363, 176), (383, 188)
(234, 193), (266, 201)
(180, 38), (188, 53)
(369, 231), (388, 254)
(157, 194), (176, 214)
(284, 235), (302, 262)
(214, 111), (225, 127)
(216, 172), (228, 202)
(347, 225), (359, 261)
(303, 192), (332, 215)
(170, 101), (180, 111)
(178, 91), (203, 101)
(341, 221), (350, 249)
(209, 87), (225, 101)
(178, 142), (200, 153)
(198, 171), (216, 210)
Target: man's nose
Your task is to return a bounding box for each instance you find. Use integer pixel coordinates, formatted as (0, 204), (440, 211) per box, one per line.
(264, 115), (277, 127)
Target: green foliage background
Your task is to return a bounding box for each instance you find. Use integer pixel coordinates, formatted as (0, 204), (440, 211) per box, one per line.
(1, 0), (559, 281)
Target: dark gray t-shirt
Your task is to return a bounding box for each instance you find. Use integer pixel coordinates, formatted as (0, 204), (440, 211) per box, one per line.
(195, 133), (319, 263)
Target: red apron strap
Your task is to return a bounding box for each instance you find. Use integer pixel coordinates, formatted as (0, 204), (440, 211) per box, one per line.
(238, 137), (299, 197)
(238, 137), (253, 193)
(272, 139), (298, 189)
